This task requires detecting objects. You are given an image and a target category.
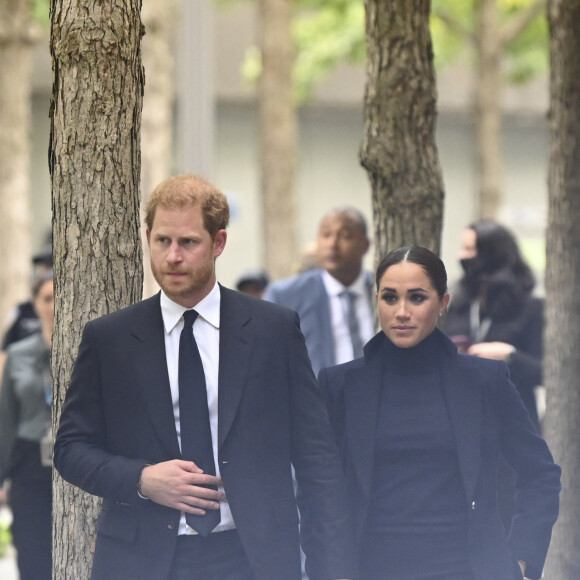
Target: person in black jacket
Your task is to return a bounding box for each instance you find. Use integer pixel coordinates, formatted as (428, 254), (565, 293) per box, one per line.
(443, 219), (544, 530)
(320, 246), (560, 580)
(0, 271), (54, 580)
(1, 241), (53, 352)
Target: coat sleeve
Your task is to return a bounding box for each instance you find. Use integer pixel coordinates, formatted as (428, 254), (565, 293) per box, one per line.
(53, 322), (148, 503)
(0, 354), (19, 485)
(285, 313), (357, 580)
(494, 363), (561, 579)
(507, 300), (543, 397)
(317, 366), (347, 449)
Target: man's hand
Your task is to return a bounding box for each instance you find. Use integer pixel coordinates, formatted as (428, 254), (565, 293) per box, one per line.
(140, 460), (225, 515)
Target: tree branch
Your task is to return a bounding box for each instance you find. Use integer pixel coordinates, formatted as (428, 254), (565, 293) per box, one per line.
(500, 0), (546, 49)
(431, 6), (476, 46)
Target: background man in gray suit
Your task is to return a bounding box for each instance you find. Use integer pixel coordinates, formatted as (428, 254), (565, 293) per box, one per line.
(265, 206), (374, 375)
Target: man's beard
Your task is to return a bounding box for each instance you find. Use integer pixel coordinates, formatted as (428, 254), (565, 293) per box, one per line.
(151, 255), (215, 303)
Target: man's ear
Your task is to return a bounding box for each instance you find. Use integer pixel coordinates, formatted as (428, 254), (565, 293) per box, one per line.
(213, 230), (227, 258)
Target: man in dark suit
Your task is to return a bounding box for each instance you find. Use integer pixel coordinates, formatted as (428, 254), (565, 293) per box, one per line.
(265, 206), (374, 375)
(54, 175), (356, 580)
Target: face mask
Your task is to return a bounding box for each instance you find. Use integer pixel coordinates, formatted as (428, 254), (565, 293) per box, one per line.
(460, 257), (479, 276)
(459, 257), (485, 295)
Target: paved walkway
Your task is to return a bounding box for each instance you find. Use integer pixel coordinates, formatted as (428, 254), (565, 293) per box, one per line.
(0, 548), (18, 580)
(0, 506), (17, 579)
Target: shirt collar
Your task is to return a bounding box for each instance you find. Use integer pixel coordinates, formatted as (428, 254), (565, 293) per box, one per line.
(160, 282), (221, 334)
(321, 268), (367, 298)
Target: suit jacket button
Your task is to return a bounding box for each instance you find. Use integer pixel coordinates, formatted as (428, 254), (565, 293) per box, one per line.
(168, 523), (175, 530)
(471, 501), (476, 510)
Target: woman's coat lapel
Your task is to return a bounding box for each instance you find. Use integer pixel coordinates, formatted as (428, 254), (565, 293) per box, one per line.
(342, 331), (484, 509)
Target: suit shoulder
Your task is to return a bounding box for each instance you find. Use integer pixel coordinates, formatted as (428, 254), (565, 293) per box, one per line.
(221, 285), (297, 321)
(5, 332), (42, 356)
(318, 357), (366, 404)
(86, 294), (158, 331)
(456, 353), (509, 389)
(524, 296), (544, 317)
(265, 269), (323, 300)
(457, 352), (503, 371)
(320, 356), (365, 381)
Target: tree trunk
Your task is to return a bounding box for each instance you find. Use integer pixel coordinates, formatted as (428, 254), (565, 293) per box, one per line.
(543, 0), (580, 577)
(474, 0), (502, 219)
(0, 0), (37, 335)
(258, 0), (298, 280)
(360, 0), (445, 262)
(50, 1), (144, 578)
(141, 0), (176, 298)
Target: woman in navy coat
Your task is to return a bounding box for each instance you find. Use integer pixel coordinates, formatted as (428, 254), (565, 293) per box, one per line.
(319, 247), (560, 580)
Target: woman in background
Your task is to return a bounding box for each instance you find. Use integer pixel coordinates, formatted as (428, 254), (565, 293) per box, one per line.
(444, 219), (542, 431)
(0, 270), (54, 580)
(320, 247), (559, 580)
(444, 220), (544, 530)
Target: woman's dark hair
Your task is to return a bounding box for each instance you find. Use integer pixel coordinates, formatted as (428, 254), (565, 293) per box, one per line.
(376, 246), (448, 299)
(460, 219), (535, 317)
(31, 269), (54, 298)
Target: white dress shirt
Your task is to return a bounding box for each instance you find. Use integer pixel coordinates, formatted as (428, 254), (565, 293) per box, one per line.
(321, 270), (375, 365)
(160, 283), (234, 534)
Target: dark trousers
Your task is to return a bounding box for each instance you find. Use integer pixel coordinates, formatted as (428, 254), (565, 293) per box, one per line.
(9, 439), (52, 580)
(168, 530), (255, 580)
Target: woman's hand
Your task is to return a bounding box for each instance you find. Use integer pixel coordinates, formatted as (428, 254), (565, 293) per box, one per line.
(467, 341), (516, 361)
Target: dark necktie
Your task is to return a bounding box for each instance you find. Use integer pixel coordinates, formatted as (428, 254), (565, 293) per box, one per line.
(179, 309), (221, 536)
(342, 290), (364, 358)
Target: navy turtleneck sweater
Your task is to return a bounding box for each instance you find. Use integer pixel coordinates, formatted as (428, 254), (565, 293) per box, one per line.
(363, 330), (472, 579)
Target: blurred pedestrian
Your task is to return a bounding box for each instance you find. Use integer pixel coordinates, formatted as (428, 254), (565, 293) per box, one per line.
(235, 269), (270, 299)
(265, 206), (374, 375)
(443, 221), (543, 428)
(0, 270), (54, 580)
(2, 239), (53, 352)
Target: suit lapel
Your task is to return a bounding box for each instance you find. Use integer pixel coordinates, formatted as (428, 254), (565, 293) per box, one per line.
(217, 287), (255, 449)
(343, 354), (383, 499)
(129, 294), (181, 459)
(440, 357), (483, 503)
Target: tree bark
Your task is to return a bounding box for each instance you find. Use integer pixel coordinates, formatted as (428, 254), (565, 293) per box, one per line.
(0, 0), (37, 334)
(258, 0), (298, 279)
(360, 0), (445, 261)
(141, 0), (176, 298)
(543, 0), (580, 576)
(474, 0), (502, 219)
(50, 1), (144, 578)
